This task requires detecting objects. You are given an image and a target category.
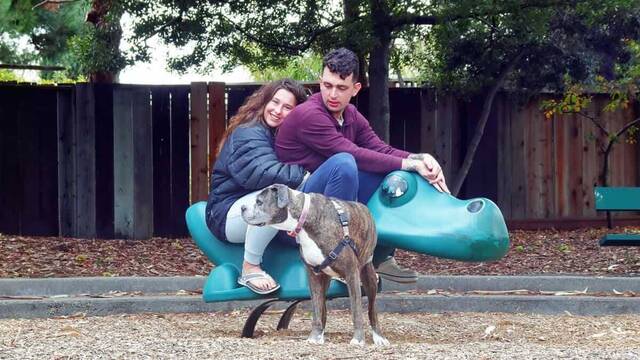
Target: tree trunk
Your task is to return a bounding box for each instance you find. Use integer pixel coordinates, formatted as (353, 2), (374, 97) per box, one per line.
(451, 51), (524, 196)
(368, 0), (392, 141)
(343, 0), (368, 86)
(86, 0), (122, 83)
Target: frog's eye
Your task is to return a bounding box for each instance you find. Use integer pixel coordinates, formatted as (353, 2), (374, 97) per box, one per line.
(381, 175), (408, 198)
(467, 199), (484, 213)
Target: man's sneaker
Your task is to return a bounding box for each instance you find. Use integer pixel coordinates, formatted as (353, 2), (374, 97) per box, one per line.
(375, 257), (418, 284)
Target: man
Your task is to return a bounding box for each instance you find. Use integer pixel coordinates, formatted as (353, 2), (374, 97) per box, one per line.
(276, 48), (449, 283)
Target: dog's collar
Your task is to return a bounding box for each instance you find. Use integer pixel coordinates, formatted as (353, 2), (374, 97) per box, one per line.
(287, 193), (311, 238)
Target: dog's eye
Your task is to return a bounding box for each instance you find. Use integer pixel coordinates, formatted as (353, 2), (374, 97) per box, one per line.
(256, 199), (263, 206)
(381, 175), (408, 198)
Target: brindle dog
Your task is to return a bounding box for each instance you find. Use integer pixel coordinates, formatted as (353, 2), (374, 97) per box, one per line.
(241, 184), (389, 346)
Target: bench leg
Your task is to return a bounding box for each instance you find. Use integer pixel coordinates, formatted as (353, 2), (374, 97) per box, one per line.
(277, 299), (305, 330)
(241, 299), (280, 338)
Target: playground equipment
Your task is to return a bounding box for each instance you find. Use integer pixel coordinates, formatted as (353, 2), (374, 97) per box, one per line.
(186, 170), (510, 337)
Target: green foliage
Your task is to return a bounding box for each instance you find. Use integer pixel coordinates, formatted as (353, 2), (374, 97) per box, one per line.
(540, 39), (640, 186)
(0, 69), (25, 82)
(0, 0), (90, 79)
(249, 52), (323, 81)
(424, 1), (640, 98)
(67, 24), (129, 79)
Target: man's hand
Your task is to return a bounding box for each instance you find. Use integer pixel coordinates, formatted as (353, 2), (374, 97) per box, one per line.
(403, 154), (450, 194)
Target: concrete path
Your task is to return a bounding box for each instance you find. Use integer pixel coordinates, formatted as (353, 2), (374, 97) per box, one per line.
(1, 275), (638, 319)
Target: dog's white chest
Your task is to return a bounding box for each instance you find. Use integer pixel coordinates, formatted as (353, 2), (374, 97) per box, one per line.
(298, 230), (340, 277)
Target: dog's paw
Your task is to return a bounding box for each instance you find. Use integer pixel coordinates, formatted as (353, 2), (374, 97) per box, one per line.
(372, 331), (390, 346)
(349, 338), (365, 346)
(307, 333), (325, 345)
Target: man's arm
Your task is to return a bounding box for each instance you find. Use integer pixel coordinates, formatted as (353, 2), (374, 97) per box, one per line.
(353, 111), (410, 158)
(298, 111), (404, 173)
(352, 110), (450, 193)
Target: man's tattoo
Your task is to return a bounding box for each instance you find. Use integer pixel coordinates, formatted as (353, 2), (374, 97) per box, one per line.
(406, 160), (418, 171)
(408, 154), (424, 161)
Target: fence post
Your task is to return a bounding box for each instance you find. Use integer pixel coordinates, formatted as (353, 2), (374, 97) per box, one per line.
(190, 82), (209, 203)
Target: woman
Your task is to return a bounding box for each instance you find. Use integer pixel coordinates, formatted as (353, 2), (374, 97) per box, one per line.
(206, 79), (308, 294)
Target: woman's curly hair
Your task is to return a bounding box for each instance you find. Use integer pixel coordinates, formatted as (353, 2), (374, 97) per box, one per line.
(217, 78), (308, 155)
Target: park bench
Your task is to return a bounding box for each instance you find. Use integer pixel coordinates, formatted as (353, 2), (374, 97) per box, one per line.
(594, 187), (640, 246)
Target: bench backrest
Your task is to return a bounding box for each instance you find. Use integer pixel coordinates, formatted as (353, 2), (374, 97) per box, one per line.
(594, 187), (640, 211)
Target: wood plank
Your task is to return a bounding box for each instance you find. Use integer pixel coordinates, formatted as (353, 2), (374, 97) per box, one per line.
(403, 89), (423, 154)
(419, 88), (437, 156)
(463, 94), (498, 201)
(152, 87), (172, 237)
(567, 112), (583, 217)
(389, 88), (402, 151)
(435, 95), (455, 182)
(170, 87), (190, 236)
(190, 82), (208, 202)
(113, 86), (135, 238)
(582, 100), (600, 217)
(510, 98), (527, 219)
(93, 84), (114, 238)
(132, 87), (153, 239)
(553, 101), (567, 217)
(0, 86), (21, 234)
(57, 87), (76, 236)
(208, 82), (226, 170)
(75, 84), (97, 238)
(496, 95), (512, 217)
(541, 104), (555, 218)
(20, 87), (58, 235)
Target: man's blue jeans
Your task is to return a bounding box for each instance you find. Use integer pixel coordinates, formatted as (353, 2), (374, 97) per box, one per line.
(295, 152), (395, 265)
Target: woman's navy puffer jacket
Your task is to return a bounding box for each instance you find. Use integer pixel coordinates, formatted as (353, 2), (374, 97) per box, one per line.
(205, 122), (306, 241)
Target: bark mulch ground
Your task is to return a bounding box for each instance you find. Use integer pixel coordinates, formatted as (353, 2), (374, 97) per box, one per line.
(1, 227), (639, 278)
(1, 311), (639, 359)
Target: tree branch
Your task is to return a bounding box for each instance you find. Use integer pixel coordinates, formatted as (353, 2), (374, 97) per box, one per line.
(575, 111), (609, 137)
(451, 50), (526, 195)
(392, 0), (584, 28)
(221, 15), (360, 53)
(614, 117), (640, 140)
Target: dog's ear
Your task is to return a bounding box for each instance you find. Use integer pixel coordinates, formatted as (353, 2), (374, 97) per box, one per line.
(272, 184), (289, 209)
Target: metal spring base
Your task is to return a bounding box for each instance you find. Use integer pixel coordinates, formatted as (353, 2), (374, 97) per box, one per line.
(241, 299), (306, 338)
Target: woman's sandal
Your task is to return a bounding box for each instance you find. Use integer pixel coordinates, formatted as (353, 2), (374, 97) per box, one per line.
(237, 271), (281, 295)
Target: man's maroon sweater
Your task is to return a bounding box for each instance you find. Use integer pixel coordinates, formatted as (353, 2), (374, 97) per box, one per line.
(275, 93), (410, 173)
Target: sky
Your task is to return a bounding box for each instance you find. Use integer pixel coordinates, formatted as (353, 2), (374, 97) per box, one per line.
(118, 13), (253, 85)
(10, 12), (253, 84)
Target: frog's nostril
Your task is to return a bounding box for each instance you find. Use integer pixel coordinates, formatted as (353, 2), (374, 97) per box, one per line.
(467, 200), (484, 213)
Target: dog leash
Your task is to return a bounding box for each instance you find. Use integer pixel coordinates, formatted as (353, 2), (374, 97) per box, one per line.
(312, 200), (359, 274)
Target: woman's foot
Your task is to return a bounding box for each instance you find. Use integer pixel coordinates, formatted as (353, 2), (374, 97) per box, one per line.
(238, 262), (279, 294)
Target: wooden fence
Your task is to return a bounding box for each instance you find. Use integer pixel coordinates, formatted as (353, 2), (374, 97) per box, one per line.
(0, 82), (638, 239)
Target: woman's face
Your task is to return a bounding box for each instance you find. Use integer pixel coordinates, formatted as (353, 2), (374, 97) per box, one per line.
(263, 88), (297, 128)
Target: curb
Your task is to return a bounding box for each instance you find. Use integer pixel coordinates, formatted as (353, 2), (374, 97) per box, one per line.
(0, 276), (205, 297)
(1, 276), (639, 320)
(1, 275), (639, 297)
(1, 294), (639, 320)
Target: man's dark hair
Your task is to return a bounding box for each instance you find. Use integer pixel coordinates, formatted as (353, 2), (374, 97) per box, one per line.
(322, 48), (359, 82)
